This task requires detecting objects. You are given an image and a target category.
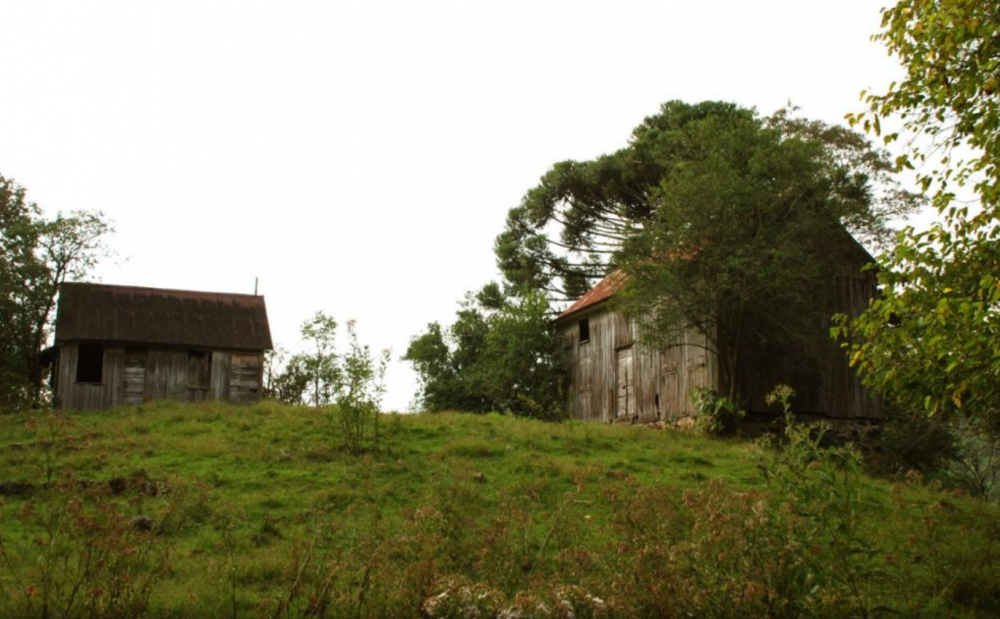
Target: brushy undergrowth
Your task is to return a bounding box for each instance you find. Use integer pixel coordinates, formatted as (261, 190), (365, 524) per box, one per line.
(0, 401), (997, 618)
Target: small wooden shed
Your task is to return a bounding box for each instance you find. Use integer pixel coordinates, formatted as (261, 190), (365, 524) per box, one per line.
(48, 283), (273, 410)
(555, 245), (882, 425)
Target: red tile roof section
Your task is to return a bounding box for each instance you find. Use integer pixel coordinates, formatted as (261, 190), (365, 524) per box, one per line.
(556, 271), (626, 322)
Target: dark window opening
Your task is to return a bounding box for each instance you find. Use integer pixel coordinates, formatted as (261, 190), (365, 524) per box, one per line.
(188, 350), (212, 388)
(76, 344), (104, 383)
(579, 318), (590, 343)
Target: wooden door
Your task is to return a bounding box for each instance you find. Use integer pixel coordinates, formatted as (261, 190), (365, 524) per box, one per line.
(616, 347), (635, 419)
(122, 350), (147, 405)
(187, 351), (211, 402)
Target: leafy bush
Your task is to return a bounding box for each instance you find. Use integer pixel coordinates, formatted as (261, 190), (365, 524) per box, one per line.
(879, 406), (957, 475)
(879, 404), (999, 502)
(267, 314), (391, 455)
(690, 387), (744, 436)
(945, 418), (1000, 502)
(757, 390), (886, 618)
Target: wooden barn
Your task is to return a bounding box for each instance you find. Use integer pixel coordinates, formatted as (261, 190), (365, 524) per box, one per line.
(555, 243), (882, 425)
(46, 283), (272, 410)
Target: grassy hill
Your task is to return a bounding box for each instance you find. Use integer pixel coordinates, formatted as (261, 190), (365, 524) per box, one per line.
(0, 401), (997, 618)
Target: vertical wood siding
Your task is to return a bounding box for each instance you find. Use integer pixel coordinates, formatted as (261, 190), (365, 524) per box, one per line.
(615, 347), (635, 419)
(562, 308), (717, 423)
(211, 352), (232, 402)
(56, 344), (263, 410)
(123, 350), (147, 405)
(228, 354), (262, 403)
(560, 258), (880, 423)
(729, 270), (881, 419)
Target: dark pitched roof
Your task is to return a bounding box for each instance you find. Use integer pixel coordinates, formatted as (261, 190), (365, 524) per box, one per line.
(556, 271), (626, 322)
(55, 283), (273, 351)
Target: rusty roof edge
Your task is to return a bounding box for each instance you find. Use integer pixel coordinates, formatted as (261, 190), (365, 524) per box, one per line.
(553, 271), (626, 323)
(554, 296), (614, 323)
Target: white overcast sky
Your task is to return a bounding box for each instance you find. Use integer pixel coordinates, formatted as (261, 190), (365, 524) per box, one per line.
(1, 1), (912, 411)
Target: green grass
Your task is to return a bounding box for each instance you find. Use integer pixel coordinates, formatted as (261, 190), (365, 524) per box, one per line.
(0, 401), (997, 618)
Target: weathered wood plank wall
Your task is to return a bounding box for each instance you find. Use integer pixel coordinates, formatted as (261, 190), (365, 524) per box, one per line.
(561, 268), (879, 423)
(562, 308), (717, 423)
(211, 352), (232, 402)
(560, 234), (881, 423)
(729, 272), (881, 419)
(123, 350), (146, 405)
(228, 354), (262, 403)
(56, 344), (263, 410)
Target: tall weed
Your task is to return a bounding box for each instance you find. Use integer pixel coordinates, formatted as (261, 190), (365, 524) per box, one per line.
(758, 385), (889, 618)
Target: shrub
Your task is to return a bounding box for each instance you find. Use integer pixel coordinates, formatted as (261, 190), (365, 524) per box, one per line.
(334, 321), (391, 455)
(879, 403), (999, 502)
(690, 387), (744, 436)
(879, 406), (957, 475)
(945, 418), (1000, 501)
(404, 286), (567, 420)
(758, 385), (888, 618)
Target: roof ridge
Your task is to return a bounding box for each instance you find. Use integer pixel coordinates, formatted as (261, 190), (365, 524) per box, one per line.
(60, 281), (263, 299)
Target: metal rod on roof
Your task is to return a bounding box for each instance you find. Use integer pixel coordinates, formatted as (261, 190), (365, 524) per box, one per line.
(254, 277), (258, 296)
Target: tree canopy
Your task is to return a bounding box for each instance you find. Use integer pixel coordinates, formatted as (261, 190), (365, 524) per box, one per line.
(403, 285), (566, 419)
(837, 0), (1000, 424)
(0, 174), (113, 409)
(495, 101), (919, 304)
(612, 106), (915, 404)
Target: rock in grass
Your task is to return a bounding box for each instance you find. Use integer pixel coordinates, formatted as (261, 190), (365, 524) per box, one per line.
(131, 515), (154, 532)
(674, 417), (697, 431)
